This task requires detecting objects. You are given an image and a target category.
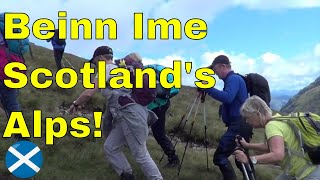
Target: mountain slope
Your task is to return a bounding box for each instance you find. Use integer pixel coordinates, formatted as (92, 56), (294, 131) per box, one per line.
(281, 76), (320, 114)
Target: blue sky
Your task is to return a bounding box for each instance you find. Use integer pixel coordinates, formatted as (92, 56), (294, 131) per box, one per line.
(1, 0), (320, 94)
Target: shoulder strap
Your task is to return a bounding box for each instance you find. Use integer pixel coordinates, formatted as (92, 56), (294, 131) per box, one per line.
(271, 117), (306, 155)
(305, 112), (320, 134)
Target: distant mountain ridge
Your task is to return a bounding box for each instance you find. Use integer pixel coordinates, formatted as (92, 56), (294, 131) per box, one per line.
(281, 76), (320, 114)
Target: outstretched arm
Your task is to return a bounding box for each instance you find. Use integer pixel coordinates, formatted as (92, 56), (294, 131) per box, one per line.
(205, 76), (239, 103)
(237, 137), (269, 153)
(68, 78), (99, 112)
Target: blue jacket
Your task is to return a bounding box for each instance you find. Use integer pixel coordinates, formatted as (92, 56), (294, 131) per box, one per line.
(47, 33), (66, 50)
(205, 71), (248, 126)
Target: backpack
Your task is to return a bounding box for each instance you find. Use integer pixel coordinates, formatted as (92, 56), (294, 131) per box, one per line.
(272, 112), (320, 165)
(0, 12), (30, 57)
(238, 73), (271, 107)
(143, 64), (180, 99)
(56, 37), (65, 46)
(115, 56), (157, 107)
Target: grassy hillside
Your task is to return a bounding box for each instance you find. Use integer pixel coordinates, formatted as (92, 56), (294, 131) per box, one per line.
(281, 76), (320, 114)
(0, 43), (281, 179)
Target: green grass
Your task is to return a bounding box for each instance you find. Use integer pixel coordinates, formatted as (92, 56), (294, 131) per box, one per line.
(0, 43), (282, 179)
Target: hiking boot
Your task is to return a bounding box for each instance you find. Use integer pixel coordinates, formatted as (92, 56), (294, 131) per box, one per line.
(120, 172), (135, 180)
(164, 157), (180, 168)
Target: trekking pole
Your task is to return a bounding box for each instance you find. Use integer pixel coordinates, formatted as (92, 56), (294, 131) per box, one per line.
(170, 93), (200, 149)
(179, 93), (201, 137)
(63, 56), (75, 69)
(159, 93), (199, 163)
(61, 58), (66, 68)
(201, 91), (209, 171)
(235, 136), (256, 180)
(241, 162), (250, 180)
(177, 92), (202, 176)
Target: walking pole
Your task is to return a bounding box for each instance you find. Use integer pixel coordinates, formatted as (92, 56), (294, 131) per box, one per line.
(201, 92), (209, 171)
(170, 93), (201, 151)
(159, 94), (199, 163)
(241, 162), (250, 180)
(236, 136), (256, 180)
(63, 56), (75, 69)
(61, 58), (66, 68)
(177, 92), (202, 176)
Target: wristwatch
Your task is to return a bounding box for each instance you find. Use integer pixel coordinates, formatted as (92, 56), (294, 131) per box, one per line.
(250, 156), (257, 164)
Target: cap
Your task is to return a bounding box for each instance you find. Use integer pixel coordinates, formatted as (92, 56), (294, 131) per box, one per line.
(208, 55), (230, 69)
(89, 46), (113, 63)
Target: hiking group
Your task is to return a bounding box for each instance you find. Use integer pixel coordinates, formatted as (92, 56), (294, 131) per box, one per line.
(0, 14), (319, 179)
(66, 45), (320, 180)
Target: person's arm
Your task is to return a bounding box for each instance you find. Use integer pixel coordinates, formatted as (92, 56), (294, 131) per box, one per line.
(253, 136), (285, 164)
(46, 31), (54, 42)
(205, 76), (239, 103)
(237, 137), (269, 152)
(68, 78), (99, 112)
(235, 135), (285, 164)
(246, 142), (269, 152)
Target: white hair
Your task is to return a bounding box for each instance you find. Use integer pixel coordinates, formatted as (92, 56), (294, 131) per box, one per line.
(240, 95), (272, 125)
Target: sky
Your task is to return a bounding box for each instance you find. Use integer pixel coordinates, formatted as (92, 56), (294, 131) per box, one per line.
(1, 0), (320, 95)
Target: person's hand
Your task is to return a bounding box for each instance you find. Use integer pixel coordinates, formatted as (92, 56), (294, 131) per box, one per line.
(197, 87), (205, 93)
(234, 150), (249, 163)
(235, 135), (249, 149)
(202, 81), (208, 85)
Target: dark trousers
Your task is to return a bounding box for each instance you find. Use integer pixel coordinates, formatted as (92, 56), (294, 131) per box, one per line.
(213, 118), (254, 179)
(151, 101), (178, 161)
(0, 81), (21, 130)
(54, 49), (64, 70)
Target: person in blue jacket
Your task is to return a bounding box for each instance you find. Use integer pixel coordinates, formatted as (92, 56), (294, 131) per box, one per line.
(47, 29), (66, 70)
(200, 55), (253, 180)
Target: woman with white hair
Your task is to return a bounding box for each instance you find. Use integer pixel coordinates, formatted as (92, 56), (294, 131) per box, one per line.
(234, 95), (320, 180)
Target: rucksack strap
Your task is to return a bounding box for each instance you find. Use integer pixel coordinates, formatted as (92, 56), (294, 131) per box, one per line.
(271, 117), (307, 156)
(304, 112), (320, 134)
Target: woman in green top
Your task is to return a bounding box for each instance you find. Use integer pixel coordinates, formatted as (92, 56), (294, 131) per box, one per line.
(234, 95), (320, 180)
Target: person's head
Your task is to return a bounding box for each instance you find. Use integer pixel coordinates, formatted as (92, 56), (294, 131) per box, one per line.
(240, 95), (273, 128)
(208, 55), (232, 79)
(89, 46), (113, 66)
(114, 52), (143, 67)
(125, 52), (142, 63)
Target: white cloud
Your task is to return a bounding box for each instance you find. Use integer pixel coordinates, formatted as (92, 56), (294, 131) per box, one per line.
(142, 55), (197, 87)
(1, 0), (318, 60)
(261, 52), (282, 64)
(233, 0), (320, 10)
(314, 43), (320, 57)
(1, 0), (319, 93)
(200, 51), (257, 74)
(145, 43), (320, 92)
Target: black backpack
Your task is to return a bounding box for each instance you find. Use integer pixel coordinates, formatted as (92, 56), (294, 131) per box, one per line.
(238, 73), (271, 107)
